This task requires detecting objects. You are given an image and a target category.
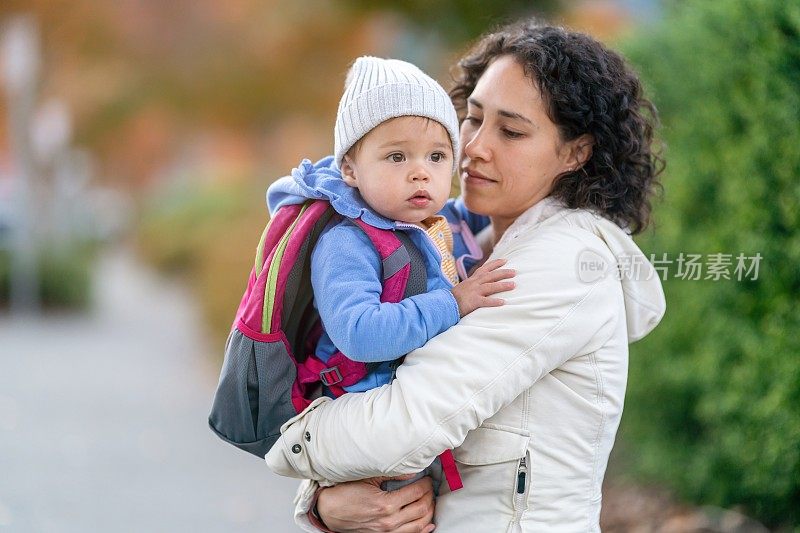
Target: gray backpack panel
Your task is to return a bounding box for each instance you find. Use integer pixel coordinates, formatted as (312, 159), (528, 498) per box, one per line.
(208, 329), (297, 457)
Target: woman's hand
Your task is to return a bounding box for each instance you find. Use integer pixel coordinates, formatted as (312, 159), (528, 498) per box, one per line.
(316, 475), (436, 533)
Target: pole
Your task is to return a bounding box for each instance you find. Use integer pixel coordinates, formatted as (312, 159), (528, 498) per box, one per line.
(2, 16), (42, 314)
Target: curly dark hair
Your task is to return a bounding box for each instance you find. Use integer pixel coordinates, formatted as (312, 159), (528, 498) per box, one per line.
(450, 19), (664, 234)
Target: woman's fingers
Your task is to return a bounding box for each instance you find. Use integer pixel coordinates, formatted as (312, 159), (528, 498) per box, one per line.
(378, 478), (435, 532)
(316, 477), (436, 532)
(316, 480), (400, 531)
(375, 498), (434, 532)
(393, 508), (436, 533)
(371, 473), (417, 487)
(384, 476), (434, 510)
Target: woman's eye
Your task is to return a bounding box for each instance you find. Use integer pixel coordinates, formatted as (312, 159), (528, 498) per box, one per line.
(502, 128), (524, 139)
(430, 151), (447, 163)
(465, 115), (482, 126)
(388, 153), (405, 163)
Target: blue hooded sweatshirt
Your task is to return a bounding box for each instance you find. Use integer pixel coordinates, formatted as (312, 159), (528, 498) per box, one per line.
(267, 157), (488, 392)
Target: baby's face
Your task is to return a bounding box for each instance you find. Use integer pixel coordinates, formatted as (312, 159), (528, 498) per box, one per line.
(341, 116), (453, 224)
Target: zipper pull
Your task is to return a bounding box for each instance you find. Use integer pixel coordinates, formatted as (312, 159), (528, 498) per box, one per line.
(516, 456), (527, 494)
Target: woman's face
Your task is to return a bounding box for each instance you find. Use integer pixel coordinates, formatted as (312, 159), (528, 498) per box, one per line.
(458, 55), (584, 224)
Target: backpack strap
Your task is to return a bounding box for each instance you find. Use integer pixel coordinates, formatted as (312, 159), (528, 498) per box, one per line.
(350, 218), (427, 304)
(263, 201), (336, 334)
(237, 200), (334, 336)
(395, 230), (427, 299)
(309, 219), (428, 397)
(235, 201), (316, 331)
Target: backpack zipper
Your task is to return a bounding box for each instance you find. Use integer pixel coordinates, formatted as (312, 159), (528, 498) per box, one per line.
(263, 203), (310, 332)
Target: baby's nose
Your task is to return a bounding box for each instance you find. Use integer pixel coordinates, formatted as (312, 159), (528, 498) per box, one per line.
(409, 166), (430, 182)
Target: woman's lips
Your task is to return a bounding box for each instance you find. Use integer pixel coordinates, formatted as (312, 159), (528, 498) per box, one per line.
(462, 169), (496, 187)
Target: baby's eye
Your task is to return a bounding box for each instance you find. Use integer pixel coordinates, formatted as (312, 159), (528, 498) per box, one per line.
(388, 152), (405, 163)
(430, 151), (447, 163)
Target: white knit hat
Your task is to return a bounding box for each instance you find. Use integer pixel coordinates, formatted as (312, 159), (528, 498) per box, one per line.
(334, 56), (460, 172)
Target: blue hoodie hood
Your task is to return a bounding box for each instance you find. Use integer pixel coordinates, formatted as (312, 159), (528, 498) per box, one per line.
(266, 156), (394, 230)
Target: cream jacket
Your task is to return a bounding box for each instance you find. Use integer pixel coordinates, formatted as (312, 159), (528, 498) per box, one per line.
(265, 198), (666, 532)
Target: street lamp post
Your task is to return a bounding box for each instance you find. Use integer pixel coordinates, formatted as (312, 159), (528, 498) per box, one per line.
(2, 16), (41, 314)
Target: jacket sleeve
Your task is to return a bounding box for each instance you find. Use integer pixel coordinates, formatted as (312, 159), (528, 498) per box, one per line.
(292, 480), (329, 533)
(266, 227), (622, 482)
(312, 222), (460, 363)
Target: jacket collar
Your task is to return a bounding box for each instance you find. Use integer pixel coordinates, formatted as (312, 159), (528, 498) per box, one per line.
(498, 195), (665, 343)
(266, 157), (395, 230)
(497, 196), (571, 247)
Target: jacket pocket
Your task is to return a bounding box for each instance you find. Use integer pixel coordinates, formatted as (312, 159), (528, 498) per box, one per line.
(513, 451), (530, 513)
(454, 423), (530, 465)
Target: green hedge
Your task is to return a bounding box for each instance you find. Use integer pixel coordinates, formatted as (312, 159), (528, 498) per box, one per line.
(136, 182), (268, 346)
(620, 0), (800, 527)
(0, 246), (95, 309)
(137, 184), (249, 275)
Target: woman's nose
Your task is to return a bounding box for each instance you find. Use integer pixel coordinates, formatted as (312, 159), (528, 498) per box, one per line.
(462, 127), (490, 161)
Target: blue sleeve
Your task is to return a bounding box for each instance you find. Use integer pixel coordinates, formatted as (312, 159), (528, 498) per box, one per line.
(311, 222), (460, 363)
(443, 197), (490, 235)
(439, 196), (491, 235)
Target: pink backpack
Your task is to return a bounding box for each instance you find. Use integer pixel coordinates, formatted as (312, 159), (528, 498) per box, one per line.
(208, 199), (462, 490)
(209, 200), (426, 448)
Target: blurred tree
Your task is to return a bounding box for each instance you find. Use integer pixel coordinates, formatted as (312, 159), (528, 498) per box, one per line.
(620, 0), (800, 527)
(341, 0), (560, 44)
(1, 0), (444, 187)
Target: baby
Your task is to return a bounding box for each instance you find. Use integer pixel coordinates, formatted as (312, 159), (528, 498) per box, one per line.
(266, 56), (514, 494)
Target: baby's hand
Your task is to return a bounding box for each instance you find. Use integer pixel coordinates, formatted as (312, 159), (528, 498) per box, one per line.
(450, 259), (516, 317)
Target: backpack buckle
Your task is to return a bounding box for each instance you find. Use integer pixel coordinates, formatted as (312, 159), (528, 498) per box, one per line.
(319, 366), (343, 386)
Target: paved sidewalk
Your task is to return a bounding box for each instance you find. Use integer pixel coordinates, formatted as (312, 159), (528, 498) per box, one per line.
(0, 248), (299, 532)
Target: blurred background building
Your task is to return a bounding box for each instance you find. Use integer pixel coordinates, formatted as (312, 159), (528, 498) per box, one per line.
(0, 0), (797, 531)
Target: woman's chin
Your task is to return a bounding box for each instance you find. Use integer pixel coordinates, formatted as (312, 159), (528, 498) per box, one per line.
(461, 189), (495, 217)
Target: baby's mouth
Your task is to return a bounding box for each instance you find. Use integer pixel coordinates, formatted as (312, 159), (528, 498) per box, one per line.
(408, 190), (432, 207)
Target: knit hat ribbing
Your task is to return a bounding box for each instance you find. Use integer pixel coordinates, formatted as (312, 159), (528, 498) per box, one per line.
(334, 56), (460, 172)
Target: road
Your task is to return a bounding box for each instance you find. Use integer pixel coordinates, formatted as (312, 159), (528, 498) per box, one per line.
(0, 248), (300, 532)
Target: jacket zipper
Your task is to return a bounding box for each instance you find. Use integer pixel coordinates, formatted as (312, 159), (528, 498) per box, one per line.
(512, 454), (529, 524)
(394, 222), (454, 287)
(515, 456), (528, 506)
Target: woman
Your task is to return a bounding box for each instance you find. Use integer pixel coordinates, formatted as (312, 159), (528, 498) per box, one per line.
(266, 19), (666, 532)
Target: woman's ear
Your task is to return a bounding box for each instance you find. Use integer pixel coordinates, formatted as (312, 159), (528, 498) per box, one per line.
(565, 133), (595, 172)
(340, 156), (358, 188)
